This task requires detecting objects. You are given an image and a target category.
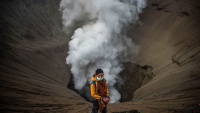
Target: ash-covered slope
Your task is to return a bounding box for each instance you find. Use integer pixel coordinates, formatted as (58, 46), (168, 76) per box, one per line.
(136, 0), (200, 104)
(0, 0), (90, 112)
(112, 0), (200, 112)
(0, 0), (200, 113)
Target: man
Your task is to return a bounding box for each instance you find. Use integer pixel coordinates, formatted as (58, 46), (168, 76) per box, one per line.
(90, 69), (110, 113)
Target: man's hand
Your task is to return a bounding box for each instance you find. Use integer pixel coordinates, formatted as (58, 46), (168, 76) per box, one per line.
(102, 97), (110, 103)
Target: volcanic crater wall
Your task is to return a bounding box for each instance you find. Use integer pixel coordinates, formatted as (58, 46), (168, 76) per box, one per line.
(0, 0), (90, 112)
(0, 0), (200, 113)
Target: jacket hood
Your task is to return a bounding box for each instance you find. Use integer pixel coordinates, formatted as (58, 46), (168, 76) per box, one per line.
(91, 74), (97, 81)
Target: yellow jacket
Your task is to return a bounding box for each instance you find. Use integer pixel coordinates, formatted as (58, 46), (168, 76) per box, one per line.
(90, 75), (109, 100)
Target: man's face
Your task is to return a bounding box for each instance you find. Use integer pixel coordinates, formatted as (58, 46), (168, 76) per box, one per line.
(96, 73), (104, 78)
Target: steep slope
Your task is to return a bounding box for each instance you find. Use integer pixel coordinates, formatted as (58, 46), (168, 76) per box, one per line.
(118, 0), (200, 112)
(0, 0), (90, 112)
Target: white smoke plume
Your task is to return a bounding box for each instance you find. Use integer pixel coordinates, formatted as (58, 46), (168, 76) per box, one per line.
(59, 0), (146, 103)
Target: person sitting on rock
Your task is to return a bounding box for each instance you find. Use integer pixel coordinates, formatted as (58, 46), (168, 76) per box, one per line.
(90, 69), (110, 113)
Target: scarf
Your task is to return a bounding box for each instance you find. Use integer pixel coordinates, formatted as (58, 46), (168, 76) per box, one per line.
(95, 79), (107, 112)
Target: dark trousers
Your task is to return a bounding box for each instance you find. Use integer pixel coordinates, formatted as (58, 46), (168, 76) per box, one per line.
(91, 100), (107, 113)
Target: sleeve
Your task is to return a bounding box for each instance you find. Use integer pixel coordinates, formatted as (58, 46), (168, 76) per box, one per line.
(90, 83), (101, 100)
(105, 82), (109, 97)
